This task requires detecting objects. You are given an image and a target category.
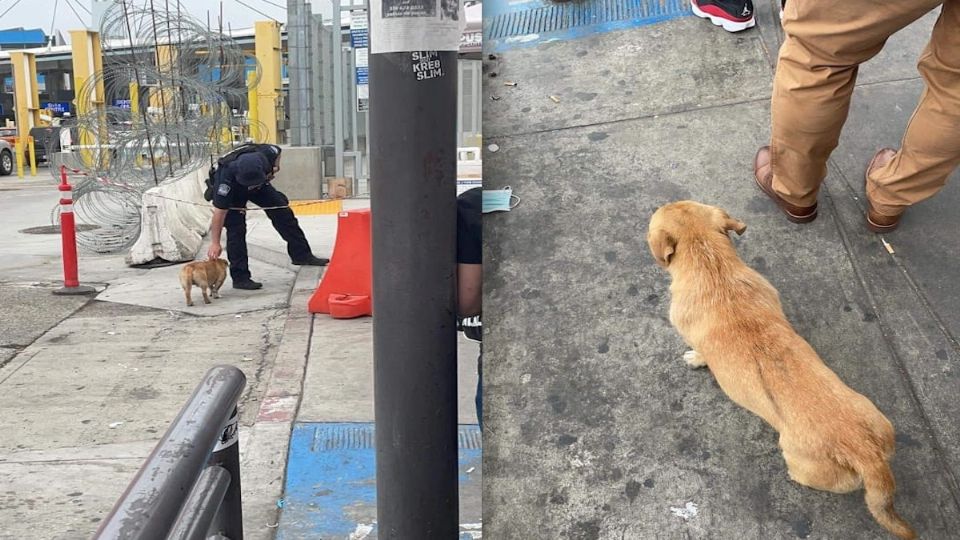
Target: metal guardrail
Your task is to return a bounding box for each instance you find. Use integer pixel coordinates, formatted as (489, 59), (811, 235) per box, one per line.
(93, 365), (247, 540)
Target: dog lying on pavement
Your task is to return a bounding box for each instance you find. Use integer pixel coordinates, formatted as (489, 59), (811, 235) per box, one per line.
(179, 258), (229, 307)
(647, 200), (914, 540)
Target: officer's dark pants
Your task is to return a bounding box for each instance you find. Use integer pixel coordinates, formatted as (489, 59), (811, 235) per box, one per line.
(224, 183), (313, 282)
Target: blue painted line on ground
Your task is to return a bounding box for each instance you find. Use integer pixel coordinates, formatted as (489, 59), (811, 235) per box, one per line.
(486, 0), (693, 52)
(277, 422), (482, 539)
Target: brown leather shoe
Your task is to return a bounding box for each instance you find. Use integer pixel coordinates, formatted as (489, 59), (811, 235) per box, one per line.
(864, 148), (902, 233)
(753, 146), (818, 223)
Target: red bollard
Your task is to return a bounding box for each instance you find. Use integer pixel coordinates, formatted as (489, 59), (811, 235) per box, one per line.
(53, 165), (96, 296)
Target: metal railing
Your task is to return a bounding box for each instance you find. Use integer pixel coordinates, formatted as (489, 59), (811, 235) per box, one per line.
(93, 365), (247, 540)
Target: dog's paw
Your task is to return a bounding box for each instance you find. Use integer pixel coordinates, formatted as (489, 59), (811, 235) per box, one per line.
(683, 350), (707, 369)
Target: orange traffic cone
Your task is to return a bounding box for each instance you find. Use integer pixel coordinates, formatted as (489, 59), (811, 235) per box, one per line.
(308, 209), (372, 316)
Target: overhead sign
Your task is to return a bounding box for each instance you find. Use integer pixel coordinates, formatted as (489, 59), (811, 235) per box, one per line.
(41, 101), (71, 115)
(114, 99), (132, 109)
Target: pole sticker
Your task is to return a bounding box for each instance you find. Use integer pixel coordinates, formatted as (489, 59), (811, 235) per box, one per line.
(411, 51), (444, 81)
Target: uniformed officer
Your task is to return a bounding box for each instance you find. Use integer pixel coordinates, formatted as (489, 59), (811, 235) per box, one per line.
(206, 144), (328, 289)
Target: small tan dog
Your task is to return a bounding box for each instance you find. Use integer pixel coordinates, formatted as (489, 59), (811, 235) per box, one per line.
(647, 201), (914, 540)
(179, 258), (229, 307)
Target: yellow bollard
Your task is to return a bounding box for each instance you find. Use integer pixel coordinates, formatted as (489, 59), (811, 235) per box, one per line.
(130, 81), (144, 167)
(254, 21), (281, 144)
(15, 138), (24, 178)
(27, 136), (37, 176)
(219, 103), (232, 146)
(247, 71), (259, 143)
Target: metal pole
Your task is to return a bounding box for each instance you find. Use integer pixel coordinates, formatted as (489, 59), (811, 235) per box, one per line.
(319, 17), (334, 147)
(332, 0), (344, 177)
(369, 50), (460, 538)
(350, 51), (358, 154)
(457, 61), (463, 147)
(93, 365), (246, 540)
(287, 0), (300, 145)
(167, 466), (231, 540)
(294, 0), (313, 146)
(207, 407), (244, 539)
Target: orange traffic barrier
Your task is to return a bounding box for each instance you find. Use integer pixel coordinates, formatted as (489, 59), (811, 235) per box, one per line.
(308, 208), (372, 316)
(328, 294), (372, 319)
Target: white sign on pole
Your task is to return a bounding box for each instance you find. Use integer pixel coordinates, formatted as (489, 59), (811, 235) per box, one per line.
(370, 0), (466, 54)
(352, 10), (370, 112)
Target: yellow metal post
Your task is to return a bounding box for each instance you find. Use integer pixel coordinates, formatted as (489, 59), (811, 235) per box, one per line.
(149, 45), (177, 111)
(221, 103), (233, 145)
(9, 52), (41, 177)
(15, 138), (24, 178)
(130, 81), (144, 166)
(254, 21), (282, 144)
(247, 70), (259, 142)
(130, 81), (140, 122)
(27, 137), (37, 176)
(70, 30), (106, 168)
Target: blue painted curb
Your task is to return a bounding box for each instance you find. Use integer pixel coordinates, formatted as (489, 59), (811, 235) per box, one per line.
(486, 0), (693, 52)
(277, 422), (482, 539)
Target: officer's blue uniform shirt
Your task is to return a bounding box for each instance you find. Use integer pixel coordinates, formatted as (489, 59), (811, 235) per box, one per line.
(211, 153), (270, 210)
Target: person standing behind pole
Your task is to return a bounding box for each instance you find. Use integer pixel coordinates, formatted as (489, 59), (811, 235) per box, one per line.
(457, 187), (482, 428)
(207, 144), (329, 289)
(753, 1), (960, 232)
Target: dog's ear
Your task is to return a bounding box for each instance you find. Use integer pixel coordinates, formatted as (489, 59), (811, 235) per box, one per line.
(722, 212), (747, 236)
(648, 229), (677, 267)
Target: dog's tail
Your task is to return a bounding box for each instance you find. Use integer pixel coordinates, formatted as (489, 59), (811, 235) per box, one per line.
(853, 457), (916, 539)
(179, 269), (192, 291)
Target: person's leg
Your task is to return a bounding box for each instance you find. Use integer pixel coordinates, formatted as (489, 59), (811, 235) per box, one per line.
(224, 210), (251, 282)
(766, 0), (941, 207)
(867, 0), (960, 221)
(247, 184), (314, 262)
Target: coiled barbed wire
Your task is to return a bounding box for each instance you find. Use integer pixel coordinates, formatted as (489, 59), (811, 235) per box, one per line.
(52, 0), (267, 253)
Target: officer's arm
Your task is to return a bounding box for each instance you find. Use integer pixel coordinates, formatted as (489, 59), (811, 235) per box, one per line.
(209, 208), (228, 243)
(207, 208), (228, 260)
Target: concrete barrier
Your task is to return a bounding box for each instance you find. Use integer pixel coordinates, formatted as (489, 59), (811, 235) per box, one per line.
(271, 146), (324, 200)
(126, 166), (213, 265)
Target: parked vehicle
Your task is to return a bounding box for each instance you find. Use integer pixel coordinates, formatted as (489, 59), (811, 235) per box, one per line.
(0, 139), (13, 176)
(0, 126), (15, 147)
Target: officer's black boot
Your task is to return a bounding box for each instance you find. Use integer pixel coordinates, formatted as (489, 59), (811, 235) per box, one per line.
(291, 255), (329, 266)
(233, 279), (263, 290)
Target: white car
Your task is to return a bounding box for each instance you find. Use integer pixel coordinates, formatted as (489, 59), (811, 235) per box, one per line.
(0, 140), (13, 176)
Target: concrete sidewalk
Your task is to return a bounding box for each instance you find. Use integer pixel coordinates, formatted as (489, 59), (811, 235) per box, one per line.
(484, 2), (960, 539)
(0, 176), (480, 540)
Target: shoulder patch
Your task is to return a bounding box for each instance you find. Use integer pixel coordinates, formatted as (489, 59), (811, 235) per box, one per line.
(217, 183), (231, 196)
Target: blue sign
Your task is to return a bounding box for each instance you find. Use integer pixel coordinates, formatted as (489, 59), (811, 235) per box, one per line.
(356, 67), (368, 86)
(351, 29), (368, 49)
(42, 101), (71, 114)
(350, 10), (368, 48)
(114, 99), (132, 109)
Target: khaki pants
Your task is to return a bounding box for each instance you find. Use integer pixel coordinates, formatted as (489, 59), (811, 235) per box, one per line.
(770, 0), (960, 216)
